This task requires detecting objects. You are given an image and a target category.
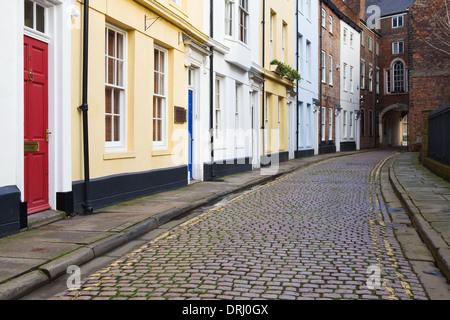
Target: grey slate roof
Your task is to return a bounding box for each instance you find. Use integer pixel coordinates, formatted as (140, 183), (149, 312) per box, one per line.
(365, 0), (417, 18)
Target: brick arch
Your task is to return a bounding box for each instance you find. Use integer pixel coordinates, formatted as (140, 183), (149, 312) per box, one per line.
(379, 103), (408, 121)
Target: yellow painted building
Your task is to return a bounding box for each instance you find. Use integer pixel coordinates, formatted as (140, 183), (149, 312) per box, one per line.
(260, 0), (296, 163)
(71, 0), (208, 213)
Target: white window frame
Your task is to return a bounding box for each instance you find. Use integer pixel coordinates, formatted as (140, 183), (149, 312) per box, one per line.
(321, 8), (326, 28)
(343, 63), (347, 91)
(278, 98), (282, 148)
(329, 54), (333, 86)
(215, 76), (223, 141)
(350, 32), (354, 48)
(321, 107), (326, 141)
(369, 36), (373, 51)
(235, 83), (241, 134)
(350, 111), (354, 139)
(369, 64), (373, 92)
(361, 61), (365, 89)
(306, 40), (311, 81)
(392, 40), (404, 55)
(225, 0), (234, 37)
(343, 28), (347, 44)
(343, 110), (347, 139)
(321, 51), (326, 83)
(24, 0), (48, 35)
(153, 46), (168, 149)
(361, 30), (365, 47)
(376, 67), (380, 94)
(105, 24), (127, 151)
(392, 15), (404, 28)
(238, 0), (249, 44)
(350, 66), (354, 93)
(329, 15), (333, 34)
(329, 108), (333, 141)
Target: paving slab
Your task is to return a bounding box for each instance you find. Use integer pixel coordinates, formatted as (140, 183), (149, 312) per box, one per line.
(391, 152), (450, 282)
(0, 257), (47, 283)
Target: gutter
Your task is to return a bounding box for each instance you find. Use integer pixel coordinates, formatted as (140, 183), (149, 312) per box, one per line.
(209, 0), (216, 180)
(78, 0), (93, 214)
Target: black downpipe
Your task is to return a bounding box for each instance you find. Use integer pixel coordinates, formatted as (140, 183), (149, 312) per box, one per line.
(78, 0), (93, 214)
(295, 0), (299, 158)
(209, 0), (216, 180)
(262, 0), (266, 156)
(406, 9), (410, 152)
(319, 0), (323, 145)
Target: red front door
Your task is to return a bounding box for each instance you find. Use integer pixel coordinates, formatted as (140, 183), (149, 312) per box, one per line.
(24, 36), (50, 214)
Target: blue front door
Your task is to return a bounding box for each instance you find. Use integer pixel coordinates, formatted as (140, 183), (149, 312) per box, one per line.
(188, 90), (194, 180)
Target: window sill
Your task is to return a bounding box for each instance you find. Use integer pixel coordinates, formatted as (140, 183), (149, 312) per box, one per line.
(152, 149), (173, 157)
(103, 151), (137, 160)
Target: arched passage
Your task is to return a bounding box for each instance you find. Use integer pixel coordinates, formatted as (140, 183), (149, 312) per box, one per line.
(379, 103), (408, 147)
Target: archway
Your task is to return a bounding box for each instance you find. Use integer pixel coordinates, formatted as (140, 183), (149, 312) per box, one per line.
(379, 103), (408, 147)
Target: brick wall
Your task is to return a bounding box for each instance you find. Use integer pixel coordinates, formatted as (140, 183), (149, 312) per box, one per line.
(408, 0), (450, 151)
(359, 23), (380, 149)
(320, 1), (341, 144)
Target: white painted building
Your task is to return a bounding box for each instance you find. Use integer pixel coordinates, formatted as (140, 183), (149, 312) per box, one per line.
(0, 0), (73, 237)
(339, 18), (361, 151)
(197, 0), (263, 181)
(293, 0), (319, 158)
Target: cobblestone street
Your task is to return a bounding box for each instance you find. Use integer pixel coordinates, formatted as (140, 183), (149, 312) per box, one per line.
(53, 150), (430, 300)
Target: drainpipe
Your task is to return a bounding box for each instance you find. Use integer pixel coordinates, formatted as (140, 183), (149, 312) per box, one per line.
(296, 0), (299, 158)
(319, 0), (323, 146)
(262, 0), (266, 156)
(78, 0), (93, 214)
(209, 0), (216, 180)
(406, 8), (410, 152)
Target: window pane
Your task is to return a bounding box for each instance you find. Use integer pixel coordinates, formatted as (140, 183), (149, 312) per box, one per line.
(160, 51), (165, 73)
(105, 88), (112, 114)
(114, 89), (121, 114)
(108, 30), (115, 57)
(36, 4), (45, 33)
(159, 74), (165, 95)
(108, 58), (115, 84)
(116, 34), (123, 59)
(114, 116), (120, 142)
(105, 115), (112, 142)
(154, 72), (159, 94)
(117, 60), (123, 87)
(24, 0), (34, 29)
(154, 50), (160, 72)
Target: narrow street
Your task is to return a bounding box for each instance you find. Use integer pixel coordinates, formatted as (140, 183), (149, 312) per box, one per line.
(44, 150), (446, 301)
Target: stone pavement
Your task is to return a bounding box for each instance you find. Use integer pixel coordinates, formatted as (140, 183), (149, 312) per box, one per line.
(388, 152), (450, 282)
(0, 149), (372, 300)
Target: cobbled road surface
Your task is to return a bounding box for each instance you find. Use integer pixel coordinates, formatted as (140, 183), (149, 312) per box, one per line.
(54, 150), (429, 300)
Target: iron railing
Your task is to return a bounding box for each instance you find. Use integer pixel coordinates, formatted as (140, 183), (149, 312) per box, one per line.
(428, 103), (450, 165)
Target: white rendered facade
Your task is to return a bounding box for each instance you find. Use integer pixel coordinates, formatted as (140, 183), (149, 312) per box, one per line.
(198, 0), (263, 180)
(294, 0), (319, 158)
(0, 0), (73, 236)
(339, 19), (361, 151)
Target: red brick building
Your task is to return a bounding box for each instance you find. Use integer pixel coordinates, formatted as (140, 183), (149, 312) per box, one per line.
(319, 0), (342, 154)
(366, 0), (414, 148)
(366, 0), (450, 151)
(408, 0), (450, 151)
(341, 0), (381, 149)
